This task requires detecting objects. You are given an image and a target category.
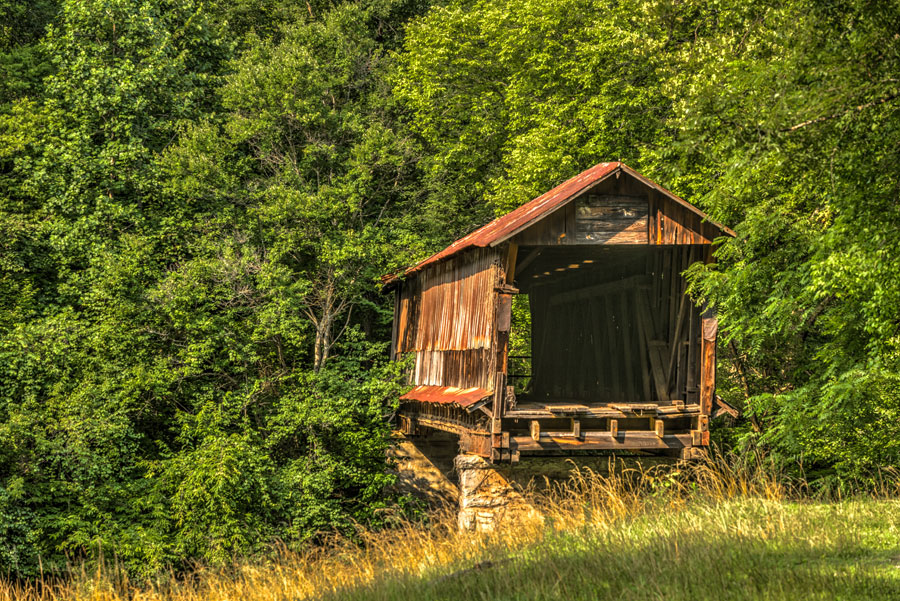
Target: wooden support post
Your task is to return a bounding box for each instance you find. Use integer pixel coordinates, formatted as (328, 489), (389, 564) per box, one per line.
(697, 414), (709, 432)
(654, 418), (665, 438)
(390, 285), (401, 361)
(530, 420), (541, 442)
(504, 242), (518, 283)
(700, 317), (718, 417)
(491, 372), (505, 463)
(571, 419), (581, 439)
(609, 419), (619, 438)
(690, 430), (709, 446)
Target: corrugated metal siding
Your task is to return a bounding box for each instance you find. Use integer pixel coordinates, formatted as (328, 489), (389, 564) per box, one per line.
(417, 248), (498, 351)
(396, 247), (502, 391)
(413, 349), (494, 389)
(397, 248), (499, 353)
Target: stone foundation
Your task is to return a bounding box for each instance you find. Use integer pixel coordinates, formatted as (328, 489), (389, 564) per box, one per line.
(391, 432), (677, 531)
(455, 453), (541, 532)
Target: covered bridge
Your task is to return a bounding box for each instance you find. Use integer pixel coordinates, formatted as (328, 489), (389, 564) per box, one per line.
(383, 162), (735, 463)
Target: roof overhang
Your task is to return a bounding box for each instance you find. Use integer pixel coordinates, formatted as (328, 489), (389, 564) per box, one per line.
(382, 162), (734, 286)
(399, 385), (492, 410)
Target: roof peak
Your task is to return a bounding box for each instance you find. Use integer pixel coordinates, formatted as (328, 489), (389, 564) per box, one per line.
(383, 161), (731, 284)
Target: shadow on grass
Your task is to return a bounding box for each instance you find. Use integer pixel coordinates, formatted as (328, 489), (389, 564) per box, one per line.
(323, 527), (900, 601)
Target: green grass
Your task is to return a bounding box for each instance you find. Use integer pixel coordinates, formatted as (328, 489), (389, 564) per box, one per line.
(4, 457), (899, 601)
(328, 499), (900, 601)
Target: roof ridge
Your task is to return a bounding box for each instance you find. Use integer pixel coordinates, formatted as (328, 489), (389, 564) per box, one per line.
(383, 161), (731, 284)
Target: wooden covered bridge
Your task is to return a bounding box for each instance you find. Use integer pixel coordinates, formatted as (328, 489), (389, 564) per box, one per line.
(383, 162), (736, 464)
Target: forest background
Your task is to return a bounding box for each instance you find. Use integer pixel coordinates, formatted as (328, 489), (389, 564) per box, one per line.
(0, 0), (898, 577)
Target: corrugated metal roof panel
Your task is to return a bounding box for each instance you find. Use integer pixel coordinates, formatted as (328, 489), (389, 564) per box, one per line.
(400, 385), (492, 408)
(383, 161), (733, 284)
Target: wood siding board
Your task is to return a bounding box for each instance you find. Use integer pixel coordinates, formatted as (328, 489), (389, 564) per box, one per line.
(635, 289), (652, 402)
(619, 291), (636, 401)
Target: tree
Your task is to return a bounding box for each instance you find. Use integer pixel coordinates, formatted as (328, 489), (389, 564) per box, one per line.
(647, 0), (900, 481)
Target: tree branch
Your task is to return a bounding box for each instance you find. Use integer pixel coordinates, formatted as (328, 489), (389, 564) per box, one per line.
(784, 91), (899, 132)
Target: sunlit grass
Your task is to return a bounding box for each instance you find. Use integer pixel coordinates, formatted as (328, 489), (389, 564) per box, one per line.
(3, 454), (899, 600)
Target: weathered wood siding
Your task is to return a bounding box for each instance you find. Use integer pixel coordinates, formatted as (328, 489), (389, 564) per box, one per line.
(395, 247), (502, 390)
(527, 245), (710, 404)
(575, 195), (648, 243)
(512, 171), (718, 247)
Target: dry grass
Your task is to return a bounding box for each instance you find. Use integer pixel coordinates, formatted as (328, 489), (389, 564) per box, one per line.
(3, 453), (899, 601)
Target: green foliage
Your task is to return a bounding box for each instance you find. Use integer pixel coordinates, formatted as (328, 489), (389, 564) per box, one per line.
(395, 0), (671, 240)
(663, 0), (900, 481)
(1, 0), (898, 578)
(0, 0), (422, 577)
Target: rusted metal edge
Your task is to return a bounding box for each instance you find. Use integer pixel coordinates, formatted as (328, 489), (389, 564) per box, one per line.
(399, 385), (492, 409)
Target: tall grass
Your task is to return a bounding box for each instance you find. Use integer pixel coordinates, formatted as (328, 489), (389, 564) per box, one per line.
(3, 453), (899, 601)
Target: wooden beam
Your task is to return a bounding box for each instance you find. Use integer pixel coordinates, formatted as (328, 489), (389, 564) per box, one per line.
(549, 274), (651, 307)
(619, 291), (636, 401)
(505, 242), (518, 283)
(530, 420), (541, 442)
(647, 341), (669, 402)
(515, 248), (543, 277)
(390, 286), (401, 361)
(635, 292), (652, 402)
(513, 432), (693, 452)
(609, 419), (619, 438)
(505, 403), (702, 419)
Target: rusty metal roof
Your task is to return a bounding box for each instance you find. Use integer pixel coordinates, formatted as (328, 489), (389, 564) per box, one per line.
(383, 162), (733, 284)
(400, 385), (492, 409)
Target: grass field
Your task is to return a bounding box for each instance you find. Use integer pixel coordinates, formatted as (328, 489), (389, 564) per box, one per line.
(4, 457), (900, 601)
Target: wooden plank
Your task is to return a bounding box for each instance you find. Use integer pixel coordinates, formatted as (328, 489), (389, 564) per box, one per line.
(497, 293), (512, 332)
(666, 292), (689, 393)
(676, 341), (688, 400)
(506, 403), (702, 419)
(589, 298), (606, 398)
(505, 242), (518, 282)
(647, 342), (669, 402)
(700, 317), (718, 415)
(666, 249), (677, 339)
(577, 300), (590, 399)
(491, 371), (505, 430)
(619, 291), (636, 401)
(602, 295), (621, 399)
(390, 286), (401, 361)
(565, 201), (576, 244)
(577, 194), (647, 209)
(574, 196), (648, 244)
(686, 302), (697, 391)
(512, 432), (693, 452)
(635, 292), (652, 402)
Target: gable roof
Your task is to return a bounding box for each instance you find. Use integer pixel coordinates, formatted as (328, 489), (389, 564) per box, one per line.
(383, 162), (733, 284)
